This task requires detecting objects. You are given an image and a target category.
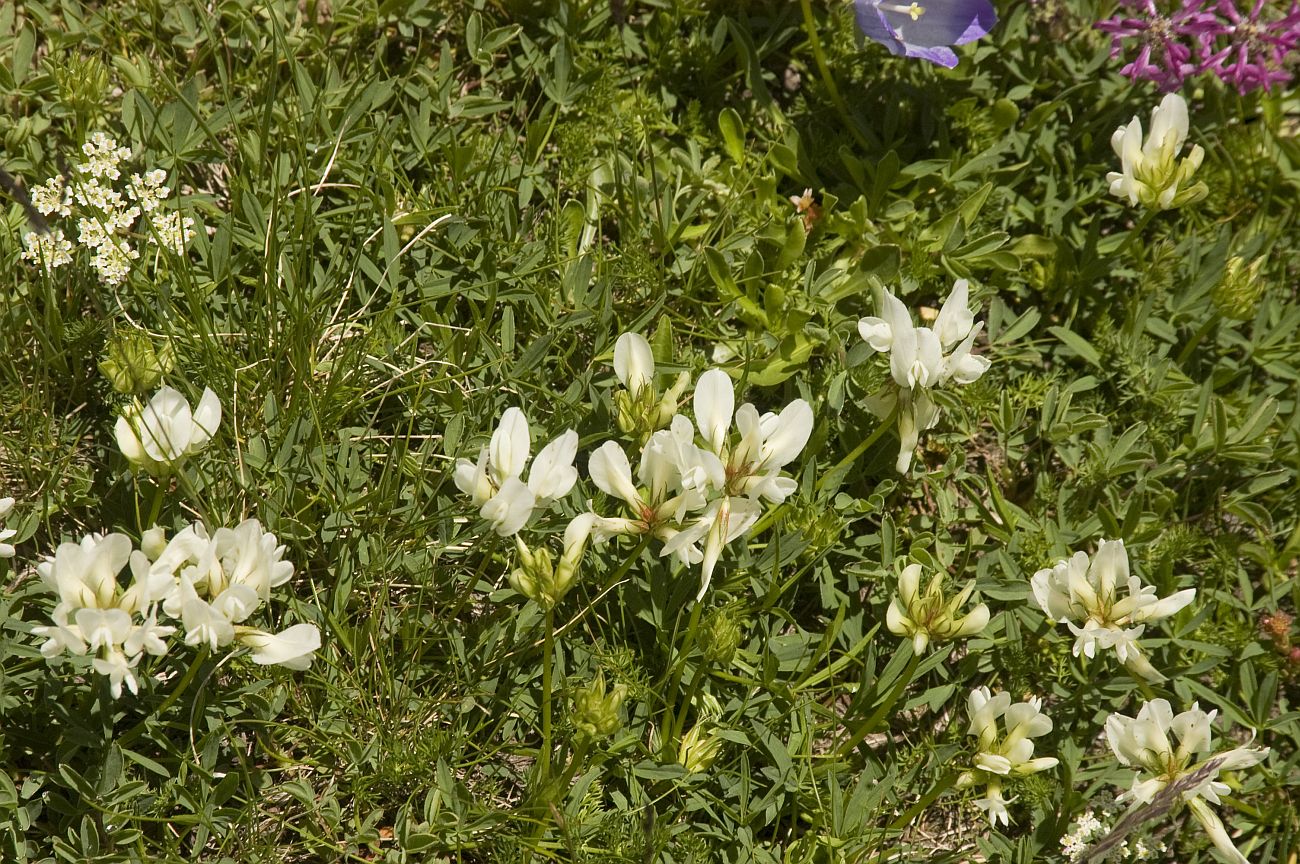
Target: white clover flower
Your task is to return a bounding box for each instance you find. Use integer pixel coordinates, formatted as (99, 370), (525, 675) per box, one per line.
(1107, 92), (1207, 212)
(1031, 539), (1194, 682)
(1106, 699), (1269, 864)
(0, 497), (17, 559)
(670, 369), (812, 597)
(30, 533), (176, 698)
(115, 384), (222, 477)
(21, 229), (74, 272)
(885, 562), (990, 654)
(452, 407), (578, 537)
(857, 280), (990, 473)
(956, 687), (1059, 827)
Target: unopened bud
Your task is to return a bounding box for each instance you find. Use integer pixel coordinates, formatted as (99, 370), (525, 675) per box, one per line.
(701, 607), (743, 665)
(1211, 256), (1264, 321)
(572, 671), (628, 739)
(678, 722), (723, 774)
(99, 330), (175, 394)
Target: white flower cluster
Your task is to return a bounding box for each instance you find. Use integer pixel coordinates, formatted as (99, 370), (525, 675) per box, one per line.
(1060, 797), (1164, 861)
(452, 407), (579, 538)
(20, 132), (197, 285)
(1031, 539), (1195, 682)
(858, 279), (991, 472)
(0, 496), (17, 559)
(31, 520), (320, 699)
(956, 687), (1059, 827)
(589, 334), (813, 599)
(452, 333), (814, 601)
(1106, 699), (1269, 864)
(885, 561), (989, 654)
(1107, 92), (1207, 212)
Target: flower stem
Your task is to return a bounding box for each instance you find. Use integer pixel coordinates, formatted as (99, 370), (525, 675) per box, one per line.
(540, 606), (555, 781)
(144, 479), (166, 532)
(889, 769), (959, 830)
(798, 0), (876, 152)
(836, 648), (919, 759)
(661, 599), (705, 760)
(117, 647), (211, 748)
(816, 405), (900, 495)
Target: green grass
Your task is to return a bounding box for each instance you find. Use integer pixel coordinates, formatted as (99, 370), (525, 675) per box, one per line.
(1, 0), (1299, 861)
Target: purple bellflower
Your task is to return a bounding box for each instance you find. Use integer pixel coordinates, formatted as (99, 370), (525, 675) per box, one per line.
(853, 0), (998, 68)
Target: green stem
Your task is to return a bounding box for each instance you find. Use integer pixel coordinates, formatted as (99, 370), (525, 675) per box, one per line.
(540, 607), (555, 781)
(798, 0), (875, 152)
(836, 650), (920, 759)
(118, 647), (210, 748)
(144, 479), (166, 532)
(660, 600), (705, 760)
(889, 770), (959, 831)
(671, 655), (709, 751)
(820, 408), (898, 492)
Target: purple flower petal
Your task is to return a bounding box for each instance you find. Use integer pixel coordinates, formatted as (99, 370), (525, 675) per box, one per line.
(853, 0), (997, 67)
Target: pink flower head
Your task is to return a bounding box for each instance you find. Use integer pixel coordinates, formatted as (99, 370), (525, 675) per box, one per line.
(1200, 0), (1300, 93)
(1095, 0), (1221, 91)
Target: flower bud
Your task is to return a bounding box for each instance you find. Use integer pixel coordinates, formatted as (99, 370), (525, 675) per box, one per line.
(885, 563), (989, 654)
(678, 722), (723, 774)
(1211, 255), (1265, 321)
(701, 607), (743, 666)
(99, 330), (176, 394)
(572, 671), (628, 739)
(141, 526), (167, 560)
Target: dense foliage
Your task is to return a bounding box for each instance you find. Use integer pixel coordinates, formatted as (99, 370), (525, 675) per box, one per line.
(1, 1), (1298, 862)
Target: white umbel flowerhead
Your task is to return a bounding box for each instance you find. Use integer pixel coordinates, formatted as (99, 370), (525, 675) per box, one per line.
(1105, 699), (1269, 864)
(115, 385), (221, 477)
(1107, 92), (1207, 212)
(956, 686), (1060, 827)
(452, 407), (579, 537)
(885, 562), (990, 654)
(857, 281), (990, 473)
(0, 496), (16, 558)
(1030, 539), (1194, 682)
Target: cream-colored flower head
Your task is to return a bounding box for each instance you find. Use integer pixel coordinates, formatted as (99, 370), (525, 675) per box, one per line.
(1106, 92), (1207, 212)
(452, 407), (578, 537)
(857, 280), (990, 473)
(1031, 539), (1194, 681)
(115, 385), (221, 476)
(885, 562), (990, 654)
(1106, 699), (1268, 864)
(956, 686), (1059, 827)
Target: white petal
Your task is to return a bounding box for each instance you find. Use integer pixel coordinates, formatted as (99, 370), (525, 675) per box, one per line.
(528, 429), (579, 501)
(694, 369), (734, 455)
(242, 623), (321, 670)
(614, 332), (654, 392)
(933, 279), (974, 348)
(857, 317), (893, 352)
(589, 441), (642, 506)
(488, 407), (530, 483)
